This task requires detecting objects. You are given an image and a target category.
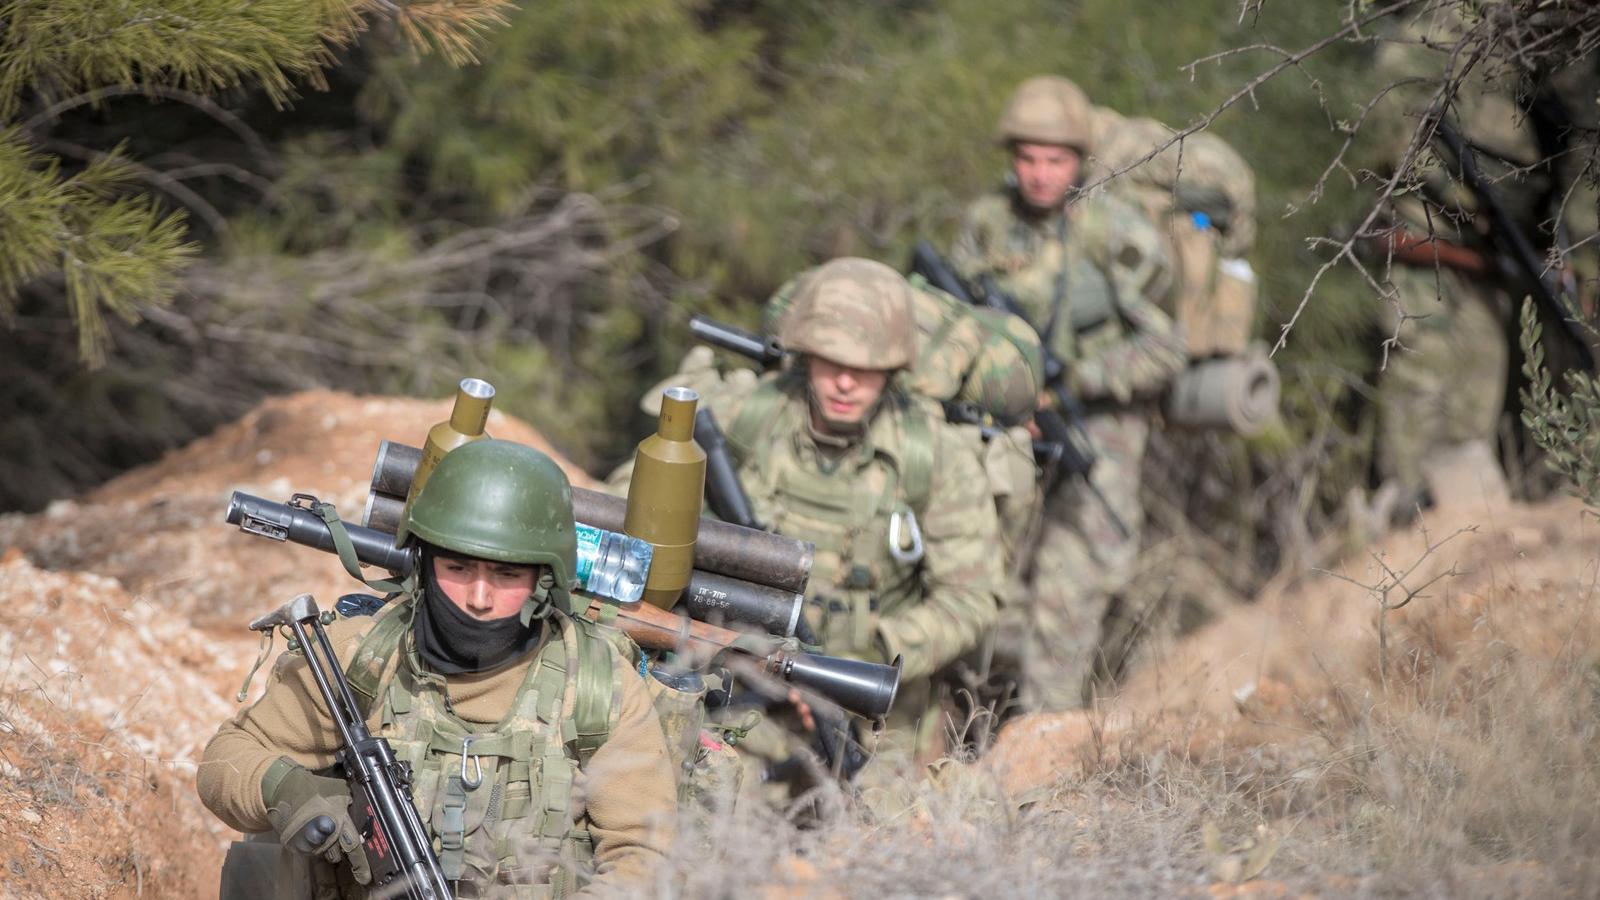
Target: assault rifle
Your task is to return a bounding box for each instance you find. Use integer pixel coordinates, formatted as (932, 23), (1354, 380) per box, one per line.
(249, 593), (453, 900)
(908, 240), (1129, 537)
(1431, 116), (1594, 370)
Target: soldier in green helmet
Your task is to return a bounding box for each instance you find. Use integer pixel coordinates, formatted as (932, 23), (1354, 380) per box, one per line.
(198, 439), (677, 898)
(617, 258), (1004, 774)
(950, 75), (1189, 712)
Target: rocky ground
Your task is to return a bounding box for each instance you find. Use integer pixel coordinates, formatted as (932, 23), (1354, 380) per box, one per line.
(2, 390), (1595, 898)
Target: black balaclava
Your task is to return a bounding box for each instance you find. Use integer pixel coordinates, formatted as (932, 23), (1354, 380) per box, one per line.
(414, 546), (543, 675)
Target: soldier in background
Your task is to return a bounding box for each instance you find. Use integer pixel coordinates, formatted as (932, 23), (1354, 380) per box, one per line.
(950, 75), (1188, 712)
(618, 259), (1004, 776)
(1362, 12), (1544, 516)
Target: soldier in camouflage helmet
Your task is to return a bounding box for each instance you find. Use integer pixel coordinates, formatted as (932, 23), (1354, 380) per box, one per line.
(199, 440), (676, 898)
(951, 75), (1189, 712)
(621, 258), (1004, 770)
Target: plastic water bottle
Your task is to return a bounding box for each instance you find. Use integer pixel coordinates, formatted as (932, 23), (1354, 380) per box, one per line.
(574, 523), (653, 604)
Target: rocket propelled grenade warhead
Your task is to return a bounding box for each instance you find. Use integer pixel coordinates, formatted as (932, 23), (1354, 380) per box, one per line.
(398, 377), (495, 541)
(364, 439), (814, 594)
(624, 386), (707, 609)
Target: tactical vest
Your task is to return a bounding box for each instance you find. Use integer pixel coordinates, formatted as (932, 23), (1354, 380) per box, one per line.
(975, 197), (1127, 368)
(724, 372), (935, 657)
(340, 597), (620, 899)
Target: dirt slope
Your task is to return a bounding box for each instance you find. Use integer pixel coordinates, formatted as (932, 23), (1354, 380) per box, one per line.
(988, 492), (1596, 796)
(0, 390), (595, 899)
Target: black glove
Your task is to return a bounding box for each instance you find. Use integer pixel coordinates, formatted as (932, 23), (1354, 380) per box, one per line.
(812, 707), (871, 782)
(262, 759), (372, 884)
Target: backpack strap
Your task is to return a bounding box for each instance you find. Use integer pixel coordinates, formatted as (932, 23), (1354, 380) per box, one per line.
(562, 616), (620, 768)
(724, 374), (793, 464)
(891, 393), (936, 520)
(343, 598), (415, 713)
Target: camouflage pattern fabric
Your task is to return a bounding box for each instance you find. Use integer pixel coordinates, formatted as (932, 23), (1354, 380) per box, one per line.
(1018, 409), (1148, 710)
(1364, 12), (1539, 499)
(951, 187), (1186, 712)
(615, 362), (1004, 757)
(950, 189), (1185, 404)
(1091, 109), (1257, 259)
(1376, 265), (1508, 495)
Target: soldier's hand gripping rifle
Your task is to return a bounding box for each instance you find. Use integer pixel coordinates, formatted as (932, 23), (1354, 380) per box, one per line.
(224, 492), (899, 720)
(908, 240), (1129, 538)
(248, 593), (453, 900)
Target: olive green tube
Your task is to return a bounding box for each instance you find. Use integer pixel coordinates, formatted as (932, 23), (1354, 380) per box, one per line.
(368, 441), (814, 593)
(625, 387), (707, 609)
(397, 377), (495, 541)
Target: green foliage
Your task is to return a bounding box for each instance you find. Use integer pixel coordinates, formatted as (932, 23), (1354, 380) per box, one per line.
(1518, 298), (1600, 512)
(0, 129), (193, 363)
(0, 0), (514, 364)
(363, 0), (763, 210)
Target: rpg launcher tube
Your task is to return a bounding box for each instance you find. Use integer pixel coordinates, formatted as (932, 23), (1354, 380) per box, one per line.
(400, 377), (495, 532)
(694, 408), (763, 531)
(687, 314), (785, 368)
(227, 492), (417, 577)
(625, 387), (707, 609)
(683, 570), (802, 638)
(365, 440), (814, 593)
(769, 651), (901, 722)
(226, 492), (655, 604)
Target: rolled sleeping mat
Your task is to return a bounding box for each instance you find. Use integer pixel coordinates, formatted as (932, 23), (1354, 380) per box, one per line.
(366, 439), (814, 593)
(1164, 351), (1280, 436)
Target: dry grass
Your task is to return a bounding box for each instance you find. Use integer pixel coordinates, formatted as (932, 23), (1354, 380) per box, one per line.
(663, 499), (1600, 898)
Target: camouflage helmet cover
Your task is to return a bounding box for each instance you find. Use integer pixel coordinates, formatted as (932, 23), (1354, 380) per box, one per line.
(405, 439), (580, 612)
(997, 76), (1095, 153)
(780, 257), (917, 370)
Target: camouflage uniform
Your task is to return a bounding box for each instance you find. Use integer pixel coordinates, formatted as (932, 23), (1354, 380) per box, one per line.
(623, 261), (1005, 761)
(1366, 14), (1537, 501)
(951, 184), (1186, 712)
(199, 441), (677, 899)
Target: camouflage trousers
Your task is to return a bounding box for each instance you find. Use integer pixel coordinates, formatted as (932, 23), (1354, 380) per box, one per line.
(1376, 265), (1508, 497)
(1014, 409), (1150, 712)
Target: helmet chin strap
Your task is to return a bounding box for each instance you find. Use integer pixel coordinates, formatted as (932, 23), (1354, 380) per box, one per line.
(519, 571), (560, 626)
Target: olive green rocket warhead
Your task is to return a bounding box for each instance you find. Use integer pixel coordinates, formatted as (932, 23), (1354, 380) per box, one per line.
(405, 438), (582, 615)
(397, 377), (495, 541)
(625, 387), (707, 609)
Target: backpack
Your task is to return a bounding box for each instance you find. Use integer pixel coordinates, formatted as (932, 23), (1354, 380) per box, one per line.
(1091, 109), (1259, 358)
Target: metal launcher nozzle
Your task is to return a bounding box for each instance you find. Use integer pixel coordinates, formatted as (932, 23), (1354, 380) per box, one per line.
(625, 386), (707, 609)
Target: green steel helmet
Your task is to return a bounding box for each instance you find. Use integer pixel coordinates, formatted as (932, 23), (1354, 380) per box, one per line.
(405, 439), (580, 612)
(779, 258), (917, 370)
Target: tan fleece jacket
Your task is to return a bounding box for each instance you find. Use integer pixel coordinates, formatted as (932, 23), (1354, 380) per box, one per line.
(197, 610), (676, 895)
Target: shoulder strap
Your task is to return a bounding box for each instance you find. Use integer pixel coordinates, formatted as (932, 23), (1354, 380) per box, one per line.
(563, 616), (619, 768)
(725, 374), (792, 463)
(344, 598), (415, 712)
(892, 394), (936, 519)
